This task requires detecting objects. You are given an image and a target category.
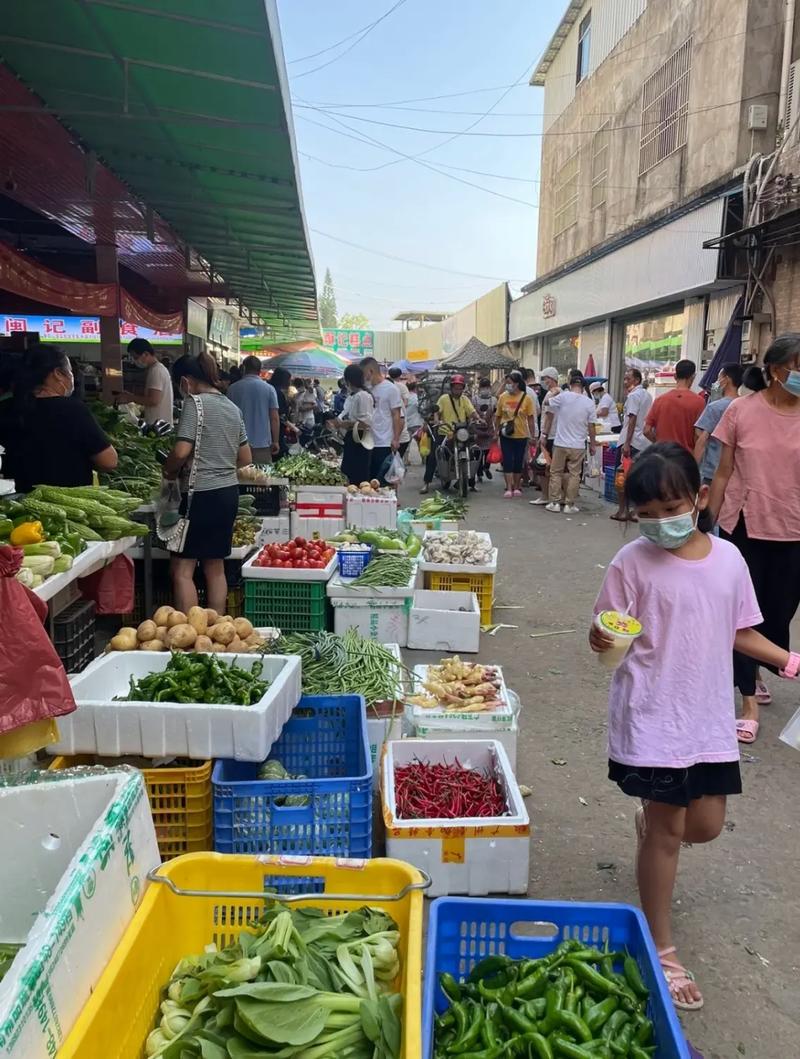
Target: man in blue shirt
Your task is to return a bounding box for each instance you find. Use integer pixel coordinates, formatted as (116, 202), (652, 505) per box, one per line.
(228, 356), (279, 463)
(693, 362), (744, 483)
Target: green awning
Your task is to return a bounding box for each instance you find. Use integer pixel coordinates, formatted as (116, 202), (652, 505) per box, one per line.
(0, 0), (319, 340)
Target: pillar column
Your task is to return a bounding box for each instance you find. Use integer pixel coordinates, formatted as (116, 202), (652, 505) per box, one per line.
(95, 243), (121, 403)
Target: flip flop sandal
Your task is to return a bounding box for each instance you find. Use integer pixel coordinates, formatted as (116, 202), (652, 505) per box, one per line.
(736, 718), (759, 744)
(658, 947), (704, 1011)
(755, 680), (772, 705)
(609, 513), (629, 522)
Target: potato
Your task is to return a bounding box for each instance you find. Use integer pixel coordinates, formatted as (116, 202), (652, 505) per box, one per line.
(155, 626), (169, 644)
(166, 623), (197, 649)
(220, 615), (234, 624)
(110, 627), (138, 651)
(233, 618), (253, 640)
(187, 606), (208, 636)
(225, 635), (244, 654)
(244, 632), (262, 646)
(370, 479), (380, 489)
(139, 639), (165, 651)
(194, 635), (213, 653)
(136, 619), (157, 643)
(359, 482), (371, 490)
(167, 610), (188, 628)
(211, 621), (236, 646)
(205, 609), (219, 626)
(210, 643), (226, 653)
(153, 606), (174, 626)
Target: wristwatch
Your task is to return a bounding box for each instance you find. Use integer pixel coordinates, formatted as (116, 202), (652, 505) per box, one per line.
(779, 651), (800, 679)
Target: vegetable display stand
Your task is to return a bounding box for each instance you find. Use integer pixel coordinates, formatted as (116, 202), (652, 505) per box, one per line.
(244, 577), (331, 633)
(48, 652), (302, 761)
(407, 589), (480, 652)
(52, 597), (96, 673)
(422, 570), (494, 625)
(382, 739), (530, 897)
(57, 853), (427, 1059)
(332, 595), (412, 646)
(0, 768), (159, 1059)
(422, 898), (690, 1059)
(50, 755), (214, 861)
(213, 694), (372, 857)
(346, 493), (398, 530)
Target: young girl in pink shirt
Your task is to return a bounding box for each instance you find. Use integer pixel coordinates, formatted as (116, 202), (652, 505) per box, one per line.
(591, 442), (799, 1011)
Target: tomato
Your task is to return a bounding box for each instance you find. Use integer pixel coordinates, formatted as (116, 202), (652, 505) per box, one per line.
(294, 536), (307, 547)
(298, 560), (309, 568)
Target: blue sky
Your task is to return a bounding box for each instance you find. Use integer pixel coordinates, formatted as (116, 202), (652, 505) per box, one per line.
(277, 0), (566, 329)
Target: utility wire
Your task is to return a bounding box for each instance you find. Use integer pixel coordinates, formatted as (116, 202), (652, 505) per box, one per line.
(290, 0), (409, 78)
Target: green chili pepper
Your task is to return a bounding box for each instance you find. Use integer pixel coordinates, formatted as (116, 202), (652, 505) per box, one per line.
(515, 968), (549, 999)
(441, 973), (463, 1003)
(480, 1016), (498, 1050)
(629, 1047), (652, 1059)
(451, 1001), (469, 1046)
(539, 982), (566, 1035)
(609, 1022), (635, 1056)
(556, 1009), (593, 1043)
(449, 1047), (506, 1059)
(567, 959), (624, 998)
(633, 1016), (653, 1046)
(622, 957), (649, 1000)
(451, 1005), (484, 1054)
(586, 997), (619, 1034)
(550, 1035), (597, 1059)
(499, 1003), (536, 1035)
(524, 1032), (554, 1059)
(523, 998), (547, 1021)
(601, 1011), (629, 1042)
(469, 956), (512, 982)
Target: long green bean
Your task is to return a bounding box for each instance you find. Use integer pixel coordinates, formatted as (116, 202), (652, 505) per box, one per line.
(346, 555), (413, 588)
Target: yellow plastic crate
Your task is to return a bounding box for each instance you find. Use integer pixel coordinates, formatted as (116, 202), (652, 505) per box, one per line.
(423, 570), (494, 625)
(50, 756), (213, 861)
(58, 853), (426, 1059)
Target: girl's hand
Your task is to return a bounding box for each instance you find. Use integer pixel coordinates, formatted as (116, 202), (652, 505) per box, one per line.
(589, 623), (615, 653)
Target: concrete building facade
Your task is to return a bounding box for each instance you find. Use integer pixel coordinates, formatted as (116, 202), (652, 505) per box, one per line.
(511, 0), (788, 390)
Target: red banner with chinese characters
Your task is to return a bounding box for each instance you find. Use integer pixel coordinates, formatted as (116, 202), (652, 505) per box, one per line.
(120, 289), (184, 334)
(0, 240), (117, 315)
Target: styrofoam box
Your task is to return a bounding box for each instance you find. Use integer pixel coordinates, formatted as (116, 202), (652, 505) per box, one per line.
(780, 705), (800, 752)
(49, 652), (301, 761)
(346, 494), (398, 530)
(410, 718), (518, 770)
(382, 739), (530, 897)
(126, 542), (256, 561)
(257, 514), (292, 546)
(327, 563), (417, 599)
(410, 518), (458, 537)
(241, 549), (336, 582)
(407, 589), (480, 653)
(419, 531), (498, 575)
(366, 642), (405, 790)
(406, 663), (514, 729)
(332, 595), (411, 647)
(0, 768), (159, 1058)
(290, 513), (346, 541)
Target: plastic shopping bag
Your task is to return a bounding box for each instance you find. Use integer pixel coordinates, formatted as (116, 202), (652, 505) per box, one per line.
(384, 451), (406, 485)
(0, 545), (76, 736)
(487, 441), (501, 466)
(406, 438), (422, 466)
(79, 553), (135, 615)
(615, 455), (633, 492)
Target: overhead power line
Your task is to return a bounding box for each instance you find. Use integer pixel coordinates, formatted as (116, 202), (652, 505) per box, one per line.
(290, 0), (409, 78)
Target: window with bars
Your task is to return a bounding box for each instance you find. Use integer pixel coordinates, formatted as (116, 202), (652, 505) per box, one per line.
(591, 122), (610, 208)
(639, 38), (692, 175)
(553, 151), (580, 235)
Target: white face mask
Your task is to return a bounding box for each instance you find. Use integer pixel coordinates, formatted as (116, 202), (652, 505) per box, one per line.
(58, 370), (74, 397)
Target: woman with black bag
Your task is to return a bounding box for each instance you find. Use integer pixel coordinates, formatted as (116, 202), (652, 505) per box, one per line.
(494, 370), (536, 498)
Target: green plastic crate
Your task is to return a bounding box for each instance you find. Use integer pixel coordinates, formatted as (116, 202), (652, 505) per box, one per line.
(244, 578), (331, 632)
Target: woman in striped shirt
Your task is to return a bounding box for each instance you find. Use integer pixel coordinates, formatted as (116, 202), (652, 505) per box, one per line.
(162, 352), (252, 614)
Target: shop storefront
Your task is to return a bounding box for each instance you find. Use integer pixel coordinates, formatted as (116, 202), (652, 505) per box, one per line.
(622, 307), (685, 379)
(541, 331), (580, 377)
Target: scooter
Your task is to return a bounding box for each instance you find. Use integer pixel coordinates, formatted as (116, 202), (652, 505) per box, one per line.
(436, 421), (480, 498)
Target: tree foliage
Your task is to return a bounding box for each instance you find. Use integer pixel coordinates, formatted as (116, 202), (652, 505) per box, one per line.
(338, 312), (371, 329)
(319, 268), (338, 328)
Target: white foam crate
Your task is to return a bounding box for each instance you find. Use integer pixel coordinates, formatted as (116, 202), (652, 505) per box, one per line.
(290, 513), (346, 541)
(409, 717), (519, 770)
(257, 514), (292, 546)
(241, 550), (337, 581)
(48, 652), (302, 762)
(126, 543), (257, 561)
(407, 589), (480, 652)
(381, 738), (530, 896)
(327, 563), (417, 599)
(406, 662), (514, 729)
(346, 494), (398, 530)
(332, 595), (411, 647)
(419, 531), (497, 575)
(410, 518), (459, 537)
(0, 768), (159, 1059)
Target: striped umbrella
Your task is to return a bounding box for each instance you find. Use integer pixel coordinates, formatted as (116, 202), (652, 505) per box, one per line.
(254, 341), (350, 378)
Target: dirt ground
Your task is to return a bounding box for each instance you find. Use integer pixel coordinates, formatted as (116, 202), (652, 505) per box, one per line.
(397, 465), (800, 1059)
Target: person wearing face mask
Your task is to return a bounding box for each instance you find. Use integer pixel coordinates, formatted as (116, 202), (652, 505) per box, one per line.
(708, 334), (800, 743)
(591, 441), (799, 1013)
(162, 353), (252, 614)
(494, 370), (535, 497)
(359, 356), (404, 485)
(473, 377), (497, 481)
(530, 366), (561, 505)
(693, 363), (744, 485)
(4, 343), (117, 493)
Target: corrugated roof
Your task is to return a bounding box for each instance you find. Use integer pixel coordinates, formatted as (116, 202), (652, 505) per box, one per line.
(0, 0), (318, 339)
(443, 336), (518, 371)
(531, 0), (585, 87)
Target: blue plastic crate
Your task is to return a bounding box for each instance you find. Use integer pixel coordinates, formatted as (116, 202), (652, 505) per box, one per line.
(422, 897), (690, 1059)
(337, 546), (372, 578)
(212, 694), (373, 860)
(604, 466), (618, 502)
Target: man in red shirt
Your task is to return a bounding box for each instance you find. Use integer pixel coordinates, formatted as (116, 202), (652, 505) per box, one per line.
(644, 359), (706, 451)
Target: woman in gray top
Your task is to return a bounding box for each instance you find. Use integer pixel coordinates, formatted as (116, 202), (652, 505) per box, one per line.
(162, 352), (251, 614)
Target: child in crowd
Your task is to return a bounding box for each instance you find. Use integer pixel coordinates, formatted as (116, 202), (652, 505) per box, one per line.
(590, 442), (799, 1011)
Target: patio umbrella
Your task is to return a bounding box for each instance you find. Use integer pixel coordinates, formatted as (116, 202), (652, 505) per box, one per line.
(584, 354), (597, 377)
(257, 341), (350, 378)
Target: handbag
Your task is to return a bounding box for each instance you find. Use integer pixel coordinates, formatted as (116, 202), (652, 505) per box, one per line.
(157, 394), (203, 553)
(502, 393), (526, 437)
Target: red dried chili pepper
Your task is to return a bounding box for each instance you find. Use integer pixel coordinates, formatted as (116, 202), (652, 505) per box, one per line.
(393, 758), (508, 820)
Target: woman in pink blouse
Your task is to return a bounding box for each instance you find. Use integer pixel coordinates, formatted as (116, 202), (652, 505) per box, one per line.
(709, 334), (800, 742)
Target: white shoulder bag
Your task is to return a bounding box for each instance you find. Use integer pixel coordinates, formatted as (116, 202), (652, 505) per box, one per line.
(156, 394), (203, 553)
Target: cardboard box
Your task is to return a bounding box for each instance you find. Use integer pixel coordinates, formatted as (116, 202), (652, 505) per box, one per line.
(0, 768), (159, 1059)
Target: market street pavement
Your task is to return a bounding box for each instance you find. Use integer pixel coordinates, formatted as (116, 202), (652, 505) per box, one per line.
(397, 466), (800, 1059)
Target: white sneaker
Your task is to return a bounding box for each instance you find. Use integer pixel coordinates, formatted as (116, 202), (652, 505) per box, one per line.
(545, 502), (562, 513)
(529, 497), (549, 506)
(563, 504), (580, 514)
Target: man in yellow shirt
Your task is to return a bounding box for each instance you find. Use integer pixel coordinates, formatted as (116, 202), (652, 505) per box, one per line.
(421, 375), (478, 493)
